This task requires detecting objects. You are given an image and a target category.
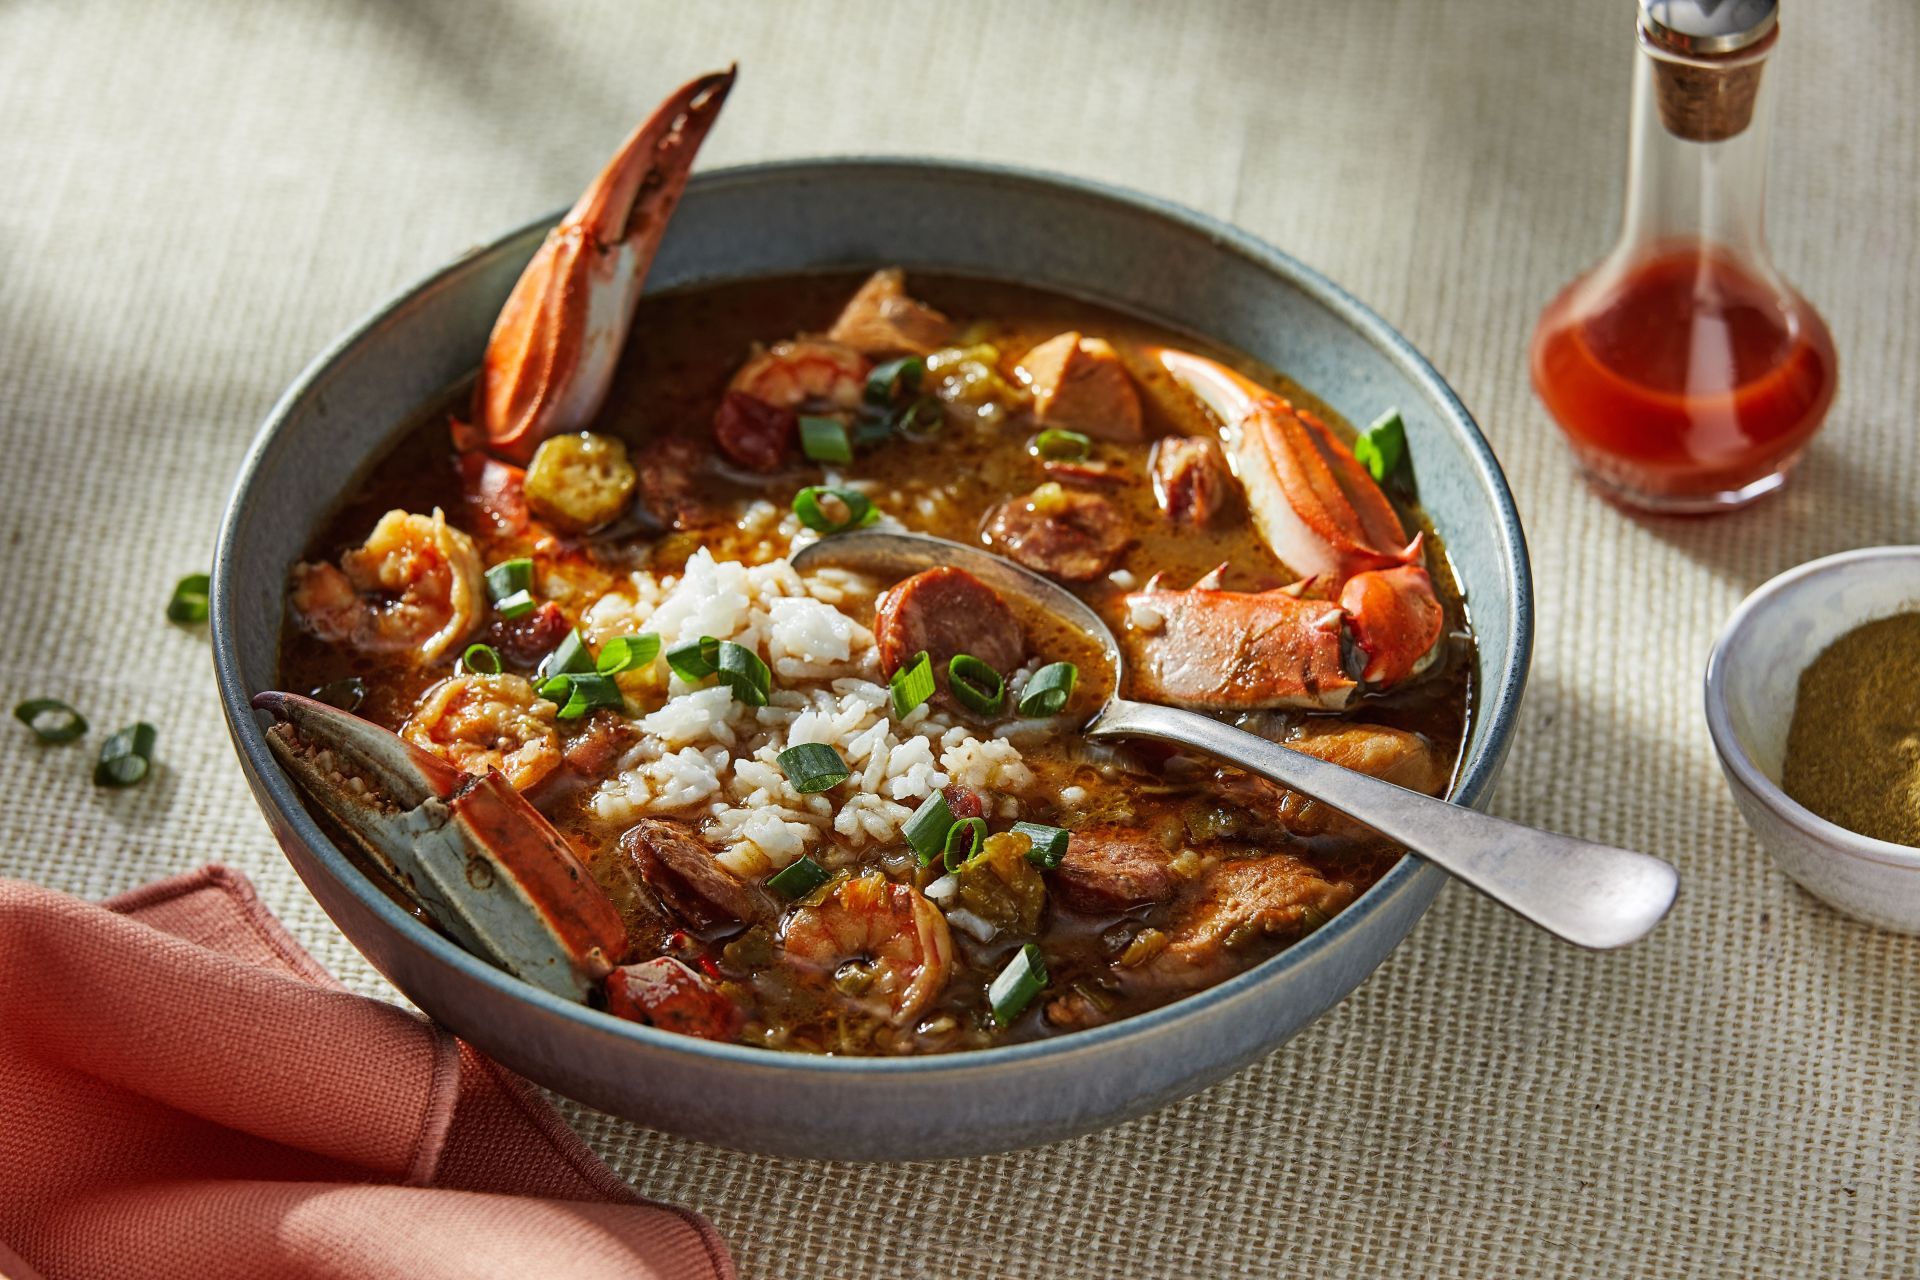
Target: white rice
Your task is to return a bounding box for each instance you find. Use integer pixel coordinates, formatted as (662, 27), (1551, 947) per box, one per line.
(588, 549), (1036, 878)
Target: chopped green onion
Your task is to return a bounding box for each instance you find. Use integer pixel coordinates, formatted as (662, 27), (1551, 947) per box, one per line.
(715, 641), (772, 706)
(865, 356), (925, 406)
(948, 654), (1006, 717)
(461, 643), (503, 675)
(166, 573), (211, 624)
(494, 589), (536, 619)
(904, 791), (957, 866)
(1353, 409), (1407, 484)
(792, 486), (879, 534)
(988, 943), (1048, 1026)
(1016, 661), (1078, 717)
(14, 698), (87, 744)
(767, 856), (832, 900)
(888, 650), (935, 719)
(550, 672), (622, 721)
(1031, 429), (1092, 461)
(942, 816), (987, 872)
(777, 743), (850, 794)
(94, 722), (156, 788)
(665, 636), (718, 681)
(891, 396), (944, 438)
(1011, 821), (1070, 869)
(595, 633), (660, 675)
(312, 678), (365, 712)
(798, 415), (853, 464)
(537, 629), (594, 682)
(485, 558), (534, 602)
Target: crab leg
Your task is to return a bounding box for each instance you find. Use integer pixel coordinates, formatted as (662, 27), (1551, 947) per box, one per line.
(253, 692), (626, 1001)
(469, 68), (736, 464)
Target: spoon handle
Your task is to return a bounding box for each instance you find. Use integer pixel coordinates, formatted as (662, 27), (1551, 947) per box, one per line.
(1089, 700), (1678, 950)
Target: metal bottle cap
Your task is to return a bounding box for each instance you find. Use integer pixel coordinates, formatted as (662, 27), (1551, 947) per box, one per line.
(1640, 0), (1778, 57)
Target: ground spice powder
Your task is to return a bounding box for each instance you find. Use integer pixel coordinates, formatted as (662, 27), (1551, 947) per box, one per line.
(1782, 612), (1920, 847)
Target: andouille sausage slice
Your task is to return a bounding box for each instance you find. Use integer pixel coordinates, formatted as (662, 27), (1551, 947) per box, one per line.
(1052, 825), (1176, 914)
(712, 391), (796, 472)
(983, 486), (1130, 583)
(873, 566), (1026, 679)
(619, 818), (777, 930)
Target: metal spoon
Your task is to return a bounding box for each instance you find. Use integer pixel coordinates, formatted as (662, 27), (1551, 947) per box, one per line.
(792, 529), (1679, 949)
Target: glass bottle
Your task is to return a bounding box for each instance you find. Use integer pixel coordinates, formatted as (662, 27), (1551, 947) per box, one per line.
(1530, 0), (1836, 513)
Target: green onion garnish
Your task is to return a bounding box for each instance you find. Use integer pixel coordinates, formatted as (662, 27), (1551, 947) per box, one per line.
(166, 573), (211, 624)
(1353, 408), (1407, 484)
(665, 637), (717, 681)
(904, 790), (957, 866)
(485, 558), (534, 602)
(537, 629), (594, 682)
(665, 637), (771, 705)
(798, 415), (853, 464)
(767, 855), (831, 900)
(1011, 821), (1070, 869)
(865, 356), (924, 406)
(942, 816), (987, 872)
(461, 643), (503, 675)
(1016, 661), (1078, 717)
(792, 486), (879, 534)
(595, 633), (660, 676)
(494, 589), (536, 620)
(14, 698), (87, 744)
(892, 396), (944, 438)
(546, 672), (622, 721)
(312, 678), (365, 712)
(948, 654), (1006, 717)
(777, 742), (850, 794)
(1031, 429), (1092, 461)
(988, 943), (1048, 1026)
(888, 650), (935, 719)
(94, 722), (156, 788)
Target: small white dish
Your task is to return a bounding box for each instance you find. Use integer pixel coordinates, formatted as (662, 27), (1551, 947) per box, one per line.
(1704, 546), (1920, 933)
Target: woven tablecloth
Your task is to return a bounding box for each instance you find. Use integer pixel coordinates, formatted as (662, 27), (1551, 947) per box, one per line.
(5, 2), (1916, 1275)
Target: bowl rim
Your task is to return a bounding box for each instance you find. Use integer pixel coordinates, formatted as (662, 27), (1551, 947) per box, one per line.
(212, 156), (1534, 1076)
(1703, 544), (1920, 872)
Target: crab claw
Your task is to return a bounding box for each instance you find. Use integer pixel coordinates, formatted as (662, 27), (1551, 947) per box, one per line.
(469, 68), (736, 464)
(1123, 577), (1357, 712)
(252, 692), (626, 1001)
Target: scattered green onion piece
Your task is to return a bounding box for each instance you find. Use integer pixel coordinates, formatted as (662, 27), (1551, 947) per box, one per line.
(767, 856), (831, 900)
(461, 643), (503, 675)
(904, 791), (957, 866)
(1011, 821), (1071, 869)
(665, 636), (719, 682)
(1353, 409), (1407, 484)
(485, 558), (534, 602)
(537, 629), (594, 682)
(166, 573), (211, 624)
(1031, 429), (1092, 461)
(792, 486), (879, 535)
(312, 678), (365, 712)
(891, 396), (944, 438)
(888, 650), (935, 719)
(864, 356), (924, 406)
(94, 722), (156, 788)
(14, 698), (87, 744)
(941, 816), (988, 873)
(1016, 661), (1078, 717)
(554, 672), (622, 721)
(714, 641), (772, 707)
(851, 415), (896, 447)
(988, 943), (1048, 1026)
(948, 654), (1006, 717)
(777, 743), (850, 794)
(798, 415), (854, 464)
(494, 589), (536, 620)
(595, 633), (661, 676)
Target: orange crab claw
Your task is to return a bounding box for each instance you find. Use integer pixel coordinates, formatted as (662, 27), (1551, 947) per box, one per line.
(469, 67), (736, 464)
(1339, 557), (1446, 687)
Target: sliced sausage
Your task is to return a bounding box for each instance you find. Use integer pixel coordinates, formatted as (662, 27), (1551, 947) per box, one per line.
(1018, 332), (1144, 442)
(827, 268), (954, 357)
(943, 784), (988, 821)
(636, 437), (708, 530)
(1151, 435), (1232, 525)
(873, 566), (1026, 679)
(563, 708), (639, 778)
(604, 957), (743, 1042)
(618, 818), (777, 931)
(458, 450), (529, 536)
(983, 487), (1130, 583)
(1053, 825), (1176, 914)
(712, 391), (796, 472)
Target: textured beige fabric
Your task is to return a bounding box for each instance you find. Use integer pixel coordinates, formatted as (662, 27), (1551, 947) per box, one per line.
(3, 1), (1916, 1275)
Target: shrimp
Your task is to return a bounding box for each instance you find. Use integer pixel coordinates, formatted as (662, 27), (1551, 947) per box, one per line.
(401, 673), (561, 790)
(290, 509), (483, 664)
(727, 338), (870, 411)
(779, 873), (953, 1025)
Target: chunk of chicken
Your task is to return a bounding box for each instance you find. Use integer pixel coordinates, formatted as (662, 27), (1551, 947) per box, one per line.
(1018, 332), (1144, 442)
(1135, 853), (1358, 995)
(827, 268), (954, 357)
(619, 819), (777, 930)
(1220, 721), (1448, 839)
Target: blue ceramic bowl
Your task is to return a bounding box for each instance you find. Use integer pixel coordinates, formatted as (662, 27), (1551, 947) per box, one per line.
(212, 160), (1532, 1160)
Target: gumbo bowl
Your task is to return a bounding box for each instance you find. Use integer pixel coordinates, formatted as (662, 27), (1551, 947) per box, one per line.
(212, 160), (1533, 1160)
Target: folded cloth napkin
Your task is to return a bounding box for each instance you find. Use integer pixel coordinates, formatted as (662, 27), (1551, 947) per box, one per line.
(0, 865), (733, 1280)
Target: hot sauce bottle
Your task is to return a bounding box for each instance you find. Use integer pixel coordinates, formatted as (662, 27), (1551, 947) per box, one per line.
(1531, 0), (1835, 513)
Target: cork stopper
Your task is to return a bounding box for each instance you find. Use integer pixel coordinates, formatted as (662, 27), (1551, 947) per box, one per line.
(1639, 0), (1778, 143)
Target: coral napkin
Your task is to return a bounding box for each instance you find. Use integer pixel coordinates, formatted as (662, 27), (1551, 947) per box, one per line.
(0, 865), (732, 1280)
